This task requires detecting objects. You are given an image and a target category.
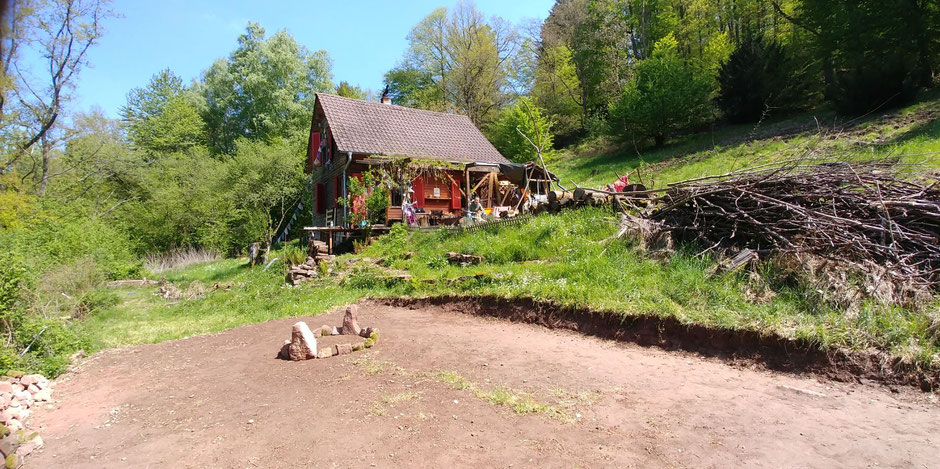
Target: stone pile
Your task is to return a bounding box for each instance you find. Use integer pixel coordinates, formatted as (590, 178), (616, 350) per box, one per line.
(277, 305), (379, 360)
(287, 239), (335, 285)
(287, 257), (320, 285)
(0, 373), (51, 463)
(0, 374), (52, 433)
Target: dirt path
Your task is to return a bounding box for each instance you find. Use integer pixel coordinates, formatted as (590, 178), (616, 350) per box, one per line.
(27, 301), (940, 468)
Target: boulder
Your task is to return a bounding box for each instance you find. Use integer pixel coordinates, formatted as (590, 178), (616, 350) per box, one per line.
(335, 343), (353, 355)
(287, 322), (317, 361)
(317, 347), (334, 359)
(341, 305), (361, 336)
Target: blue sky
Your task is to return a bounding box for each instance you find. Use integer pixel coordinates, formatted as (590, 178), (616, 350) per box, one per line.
(67, 0), (555, 118)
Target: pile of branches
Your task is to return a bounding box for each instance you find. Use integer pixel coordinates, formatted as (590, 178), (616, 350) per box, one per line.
(643, 160), (939, 305)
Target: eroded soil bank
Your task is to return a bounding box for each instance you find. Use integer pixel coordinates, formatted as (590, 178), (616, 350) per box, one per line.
(383, 296), (939, 391)
(26, 300), (940, 468)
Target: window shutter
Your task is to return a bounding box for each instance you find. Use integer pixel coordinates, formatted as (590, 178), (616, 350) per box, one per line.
(412, 177), (425, 208)
(450, 179), (461, 210)
(316, 184), (326, 214)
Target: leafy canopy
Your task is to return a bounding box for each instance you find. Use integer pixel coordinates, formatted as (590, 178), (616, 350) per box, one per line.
(488, 97), (554, 163)
(201, 23), (334, 154)
(608, 34), (713, 147)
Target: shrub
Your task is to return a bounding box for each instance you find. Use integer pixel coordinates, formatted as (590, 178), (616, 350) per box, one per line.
(488, 97), (555, 163)
(608, 34), (713, 147)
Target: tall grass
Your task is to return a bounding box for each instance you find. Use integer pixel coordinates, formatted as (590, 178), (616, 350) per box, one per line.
(145, 247), (221, 274)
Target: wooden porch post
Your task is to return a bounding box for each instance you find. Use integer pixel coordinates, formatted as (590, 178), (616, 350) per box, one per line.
(465, 166), (471, 212)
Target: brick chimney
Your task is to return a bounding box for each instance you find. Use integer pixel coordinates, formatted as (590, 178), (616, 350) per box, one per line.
(380, 85), (392, 105)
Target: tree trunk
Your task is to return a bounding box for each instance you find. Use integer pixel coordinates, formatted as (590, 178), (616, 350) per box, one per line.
(39, 134), (51, 196)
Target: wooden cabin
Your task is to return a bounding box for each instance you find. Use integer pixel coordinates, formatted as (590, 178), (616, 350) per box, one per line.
(304, 93), (517, 238)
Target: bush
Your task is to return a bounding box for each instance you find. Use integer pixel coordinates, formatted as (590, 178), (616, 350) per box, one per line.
(488, 97), (555, 163)
(717, 37), (812, 123)
(608, 35), (713, 147)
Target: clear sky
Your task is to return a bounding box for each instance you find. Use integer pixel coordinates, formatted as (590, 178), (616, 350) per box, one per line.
(66, 0), (556, 118)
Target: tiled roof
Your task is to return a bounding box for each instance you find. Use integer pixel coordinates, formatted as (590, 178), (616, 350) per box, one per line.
(315, 93), (509, 164)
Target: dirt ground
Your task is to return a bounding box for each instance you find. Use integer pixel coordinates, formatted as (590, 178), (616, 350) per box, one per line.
(26, 301), (940, 468)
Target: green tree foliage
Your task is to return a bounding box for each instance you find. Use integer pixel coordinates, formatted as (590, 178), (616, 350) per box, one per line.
(222, 139), (306, 252)
(488, 97), (554, 163)
(798, 0), (938, 113)
(202, 23), (334, 154)
(717, 37), (812, 123)
(531, 45), (582, 138)
(335, 81), (367, 100)
(608, 35), (712, 147)
(121, 69), (207, 153)
(383, 66), (443, 109)
(390, 3), (519, 125)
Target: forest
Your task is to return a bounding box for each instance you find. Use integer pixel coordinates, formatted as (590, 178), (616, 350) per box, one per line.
(0, 0), (938, 375)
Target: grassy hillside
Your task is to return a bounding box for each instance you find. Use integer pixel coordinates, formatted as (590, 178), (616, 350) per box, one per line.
(70, 95), (940, 378)
(549, 93), (940, 189)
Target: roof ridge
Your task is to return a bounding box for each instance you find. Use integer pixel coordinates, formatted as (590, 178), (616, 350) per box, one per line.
(315, 93), (473, 121)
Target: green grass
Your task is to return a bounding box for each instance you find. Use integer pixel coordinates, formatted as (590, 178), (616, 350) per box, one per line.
(550, 94), (940, 189)
(79, 258), (377, 350)
(352, 209), (940, 370)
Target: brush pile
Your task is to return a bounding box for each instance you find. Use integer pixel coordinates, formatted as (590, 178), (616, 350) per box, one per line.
(639, 161), (939, 305)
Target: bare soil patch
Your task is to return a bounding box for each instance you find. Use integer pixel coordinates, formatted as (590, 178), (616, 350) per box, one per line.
(26, 300), (940, 468)
(386, 296), (940, 390)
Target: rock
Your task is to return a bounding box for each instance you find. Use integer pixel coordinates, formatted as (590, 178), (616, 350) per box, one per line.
(287, 322), (317, 361)
(335, 343), (353, 355)
(278, 340), (290, 360)
(0, 410), (16, 425)
(13, 392), (30, 405)
(32, 389), (52, 403)
(19, 376), (34, 387)
(11, 384), (23, 393)
(342, 305), (361, 335)
(5, 419), (21, 432)
(6, 399), (18, 409)
(317, 347), (334, 359)
(0, 394), (10, 408)
(319, 325), (332, 337)
(330, 327), (339, 336)
(26, 384), (40, 395)
(359, 327), (373, 338)
(0, 436), (16, 458)
(14, 432), (41, 458)
(0, 383), (12, 394)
